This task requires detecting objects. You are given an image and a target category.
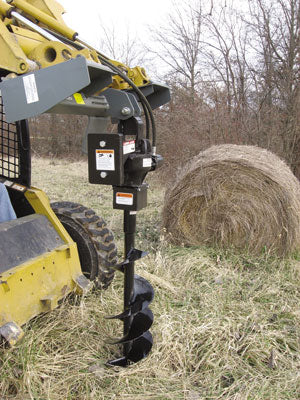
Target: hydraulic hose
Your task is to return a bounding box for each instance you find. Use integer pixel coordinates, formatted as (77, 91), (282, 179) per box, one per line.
(98, 56), (152, 143)
(39, 27), (157, 149)
(76, 38), (157, 150)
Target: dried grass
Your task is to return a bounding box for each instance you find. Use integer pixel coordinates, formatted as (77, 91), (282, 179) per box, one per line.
(2, 157), (300, 399)
(162, 144), (300, 256)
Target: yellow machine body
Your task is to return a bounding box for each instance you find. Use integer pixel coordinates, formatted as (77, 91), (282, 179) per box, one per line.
(0, 0), (151, 88)
(0, 186), (91, 346)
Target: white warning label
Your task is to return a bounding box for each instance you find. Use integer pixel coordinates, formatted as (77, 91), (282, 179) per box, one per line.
(123, 140), (135, 155)
(143, 158), (152, 168)
(12, 183), (26, 192)
(116, 192), (134, 206)
(95, 149), (115, 171)
(23, 74), (39, 104)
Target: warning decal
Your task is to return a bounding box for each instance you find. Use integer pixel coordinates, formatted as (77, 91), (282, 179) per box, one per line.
(116, 192), (134, 206)
(123, 140), (135, 155)
(73, 93), (85, 104)
(143, 158), (152, 168)
(23, 74), (39, 104)
(12, 183), (26, 192)
(95, 149), (115, 171)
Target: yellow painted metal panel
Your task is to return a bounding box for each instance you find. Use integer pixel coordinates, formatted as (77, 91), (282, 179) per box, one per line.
(26, 41), (97, 68)
(0, 18), (29, 73)
(23, 0), (66, 24)
(10, 25), (45, 55)
(0, 186), (89, 340)
(0, 243), (82, 327)
(25, 187), (73, 243)
(0, 0), (12, 17)
(9, 0), (77, 40)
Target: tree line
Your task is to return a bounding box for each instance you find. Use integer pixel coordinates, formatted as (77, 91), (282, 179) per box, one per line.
(29, 0), (300, 181)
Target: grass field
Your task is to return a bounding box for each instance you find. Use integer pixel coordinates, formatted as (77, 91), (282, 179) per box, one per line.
(1, 157), (300, 399)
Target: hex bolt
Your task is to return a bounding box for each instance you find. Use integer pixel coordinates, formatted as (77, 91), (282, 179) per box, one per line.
(100, 141), (106, 147)
(121, 107), (131, 116)
(100, 172), (107, 178)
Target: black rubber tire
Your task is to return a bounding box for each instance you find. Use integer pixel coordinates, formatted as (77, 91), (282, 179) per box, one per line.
(51, 201), (117, 289)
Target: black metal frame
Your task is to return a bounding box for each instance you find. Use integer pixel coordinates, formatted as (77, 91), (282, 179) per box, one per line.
(0, 96), (31, 187)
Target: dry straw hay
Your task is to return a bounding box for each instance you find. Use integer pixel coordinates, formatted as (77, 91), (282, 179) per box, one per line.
(162, 144), (300, 256)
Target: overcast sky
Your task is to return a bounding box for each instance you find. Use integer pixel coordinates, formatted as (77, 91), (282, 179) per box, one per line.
(58, 0), (249, 78)
(59, 0), (172, 50)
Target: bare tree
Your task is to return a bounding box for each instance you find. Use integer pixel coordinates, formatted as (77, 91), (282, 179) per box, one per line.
(246, 0), (300, 172)
(149, 0), (207, 98)
(97, 20), (147, 67)
(204, 7), (251, 115)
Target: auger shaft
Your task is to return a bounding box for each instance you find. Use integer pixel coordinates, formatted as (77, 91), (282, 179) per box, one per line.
(123, 210), (136, 356)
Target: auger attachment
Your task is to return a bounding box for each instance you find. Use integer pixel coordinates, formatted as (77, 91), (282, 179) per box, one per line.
(87, 115), (163, 367)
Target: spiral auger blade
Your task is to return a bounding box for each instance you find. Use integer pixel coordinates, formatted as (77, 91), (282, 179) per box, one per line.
(106, 211), (155, 367)
(107, 277), (154, 345)
(106, 275), (154, 320)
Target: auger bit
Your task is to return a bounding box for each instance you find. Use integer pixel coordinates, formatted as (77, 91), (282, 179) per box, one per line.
(106, 210), (155, 367)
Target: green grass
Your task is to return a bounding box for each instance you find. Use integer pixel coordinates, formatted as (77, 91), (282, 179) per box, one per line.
(1, 157), (300, 399)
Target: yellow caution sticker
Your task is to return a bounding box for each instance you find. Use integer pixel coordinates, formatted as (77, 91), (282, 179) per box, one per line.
(73, 92), (85, 104)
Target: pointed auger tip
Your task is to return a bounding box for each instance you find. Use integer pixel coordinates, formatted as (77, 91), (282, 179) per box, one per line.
(106, 357), (129, 368)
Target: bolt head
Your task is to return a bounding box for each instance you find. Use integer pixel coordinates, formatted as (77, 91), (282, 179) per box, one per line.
(100, 172), (107, 178)
(20, 63), (27, 71)
(121, 107), (131, 116)
(100, 141), (106, 147)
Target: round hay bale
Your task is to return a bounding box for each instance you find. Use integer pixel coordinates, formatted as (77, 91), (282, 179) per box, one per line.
(162, 144), (300, 256)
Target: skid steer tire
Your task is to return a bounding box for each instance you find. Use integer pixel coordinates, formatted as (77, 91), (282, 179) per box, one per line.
(51, 201), (117, 289)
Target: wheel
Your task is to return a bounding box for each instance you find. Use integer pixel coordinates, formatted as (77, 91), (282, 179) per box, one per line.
(51, 201), (117, 289)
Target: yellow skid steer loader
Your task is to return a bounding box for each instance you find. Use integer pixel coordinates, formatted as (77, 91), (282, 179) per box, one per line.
(0, 0), (170, 366)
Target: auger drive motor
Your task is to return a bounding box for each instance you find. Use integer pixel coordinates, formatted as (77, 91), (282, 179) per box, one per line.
(0, 0), (170, 366)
